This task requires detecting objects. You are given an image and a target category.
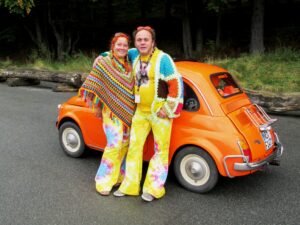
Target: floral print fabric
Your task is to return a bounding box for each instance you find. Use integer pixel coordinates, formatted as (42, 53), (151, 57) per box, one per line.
(95, 106), (129, 192)
(118, 108), (172, 198)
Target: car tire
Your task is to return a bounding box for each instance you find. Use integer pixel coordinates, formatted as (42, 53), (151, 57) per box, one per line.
(59, 121), (85, 158)
(173, 146), (219, 193)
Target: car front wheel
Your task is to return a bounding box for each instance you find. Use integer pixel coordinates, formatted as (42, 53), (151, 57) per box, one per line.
(59, 121), (85, 158)
(173, 146), (219, 193)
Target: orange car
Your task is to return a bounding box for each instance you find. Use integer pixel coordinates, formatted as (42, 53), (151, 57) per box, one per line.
(56, 61), (283, 193)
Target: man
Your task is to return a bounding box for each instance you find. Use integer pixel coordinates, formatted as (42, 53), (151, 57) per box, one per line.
(97, 26), (184, 201)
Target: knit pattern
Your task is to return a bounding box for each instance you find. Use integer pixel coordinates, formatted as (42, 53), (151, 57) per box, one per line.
(79, 56), (136, 127)
(129, 48), (184, 118)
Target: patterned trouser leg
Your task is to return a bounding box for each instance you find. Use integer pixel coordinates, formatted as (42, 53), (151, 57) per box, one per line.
(119, 109), (172, 198)
(143, 114), (172, 198)
(95, 106), (129, 192)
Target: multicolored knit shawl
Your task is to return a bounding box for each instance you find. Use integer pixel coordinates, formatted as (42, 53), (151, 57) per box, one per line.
(79, 56), (135, 127)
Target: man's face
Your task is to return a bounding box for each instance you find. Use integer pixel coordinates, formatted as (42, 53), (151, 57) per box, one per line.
(134, 30), (155, 56)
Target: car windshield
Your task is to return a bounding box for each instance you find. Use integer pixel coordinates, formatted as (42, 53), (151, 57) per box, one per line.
(210, 73), (242, 97)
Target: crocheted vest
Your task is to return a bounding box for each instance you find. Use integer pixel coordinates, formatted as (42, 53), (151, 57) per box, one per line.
(79, 56), (135, 127)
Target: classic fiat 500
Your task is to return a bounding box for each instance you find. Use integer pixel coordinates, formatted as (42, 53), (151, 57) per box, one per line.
(56, 61), (283, 193)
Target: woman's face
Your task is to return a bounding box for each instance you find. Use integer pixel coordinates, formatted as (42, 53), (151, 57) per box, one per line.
(113, 37), (129, 58)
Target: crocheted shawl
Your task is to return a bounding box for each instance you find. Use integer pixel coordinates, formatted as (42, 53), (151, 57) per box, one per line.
(79, 56), (135, 127)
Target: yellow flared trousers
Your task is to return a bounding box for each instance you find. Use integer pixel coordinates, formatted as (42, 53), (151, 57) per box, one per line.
(95, 106), (129, 192)
(119, 108), (173, 198)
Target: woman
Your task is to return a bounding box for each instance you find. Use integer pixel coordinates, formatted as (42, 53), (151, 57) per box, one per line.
(79, 33), (135, 195)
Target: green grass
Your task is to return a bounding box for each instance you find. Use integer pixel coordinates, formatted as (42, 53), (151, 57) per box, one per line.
(1, 48), (299, 93)
(206, 48), (300, 93)
(0, 52), (95, 73)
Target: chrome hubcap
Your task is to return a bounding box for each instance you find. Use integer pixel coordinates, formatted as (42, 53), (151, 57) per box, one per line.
(66, 133), (78, 148)
(180, 154), (210, 186)
(62, 128), (81, 153)
(187, 161), (205, 180)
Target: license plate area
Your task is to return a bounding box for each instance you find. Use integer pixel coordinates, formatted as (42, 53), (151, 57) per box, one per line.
(261, 130), (273, 150)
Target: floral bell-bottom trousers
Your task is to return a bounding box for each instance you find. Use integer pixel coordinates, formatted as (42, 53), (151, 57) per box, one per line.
(118, 108), (173, 199)
(95, 106), (129, 192)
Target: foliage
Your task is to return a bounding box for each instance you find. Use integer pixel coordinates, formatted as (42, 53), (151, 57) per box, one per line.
(0, 27), (16, 42)
(207, 48), (300, 93)
(0, 0), (35, 15)
(1, 51), (96, 72)
(1, 48), (299, 93)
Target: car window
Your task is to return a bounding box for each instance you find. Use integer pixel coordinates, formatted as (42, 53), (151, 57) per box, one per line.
(210, 73), (242, 98)
(183, 82), (200, 111)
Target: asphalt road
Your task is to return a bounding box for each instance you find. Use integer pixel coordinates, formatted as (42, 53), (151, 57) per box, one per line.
(0, 83), (299, 225)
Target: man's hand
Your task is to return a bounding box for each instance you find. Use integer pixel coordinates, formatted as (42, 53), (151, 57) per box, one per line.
(157, 107), (168, 119)
(93, 55), (103, 67)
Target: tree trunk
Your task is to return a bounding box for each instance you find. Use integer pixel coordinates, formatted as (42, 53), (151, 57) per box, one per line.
(0, 69), (83, 87)
(182, 0), (193, 59)
(47, 3), (71, 60)
(216, 13), (222, 49)
(194, 0), (205, 56)
(195, 28), (203, 54)
(250, 0), (265, 54)
(24, 15), (50, 58)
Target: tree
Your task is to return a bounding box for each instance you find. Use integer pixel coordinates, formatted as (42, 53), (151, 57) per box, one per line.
(170, 0), (193, 59)
(207, 0), (236, 50)
(194, 0), (206, 56)
(0, 0), (35, 15)
(250, 0), (264, 53)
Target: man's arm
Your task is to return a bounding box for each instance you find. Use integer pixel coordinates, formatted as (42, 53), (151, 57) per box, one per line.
(93, 48), (139, 67)
(160, 54), (184, 118)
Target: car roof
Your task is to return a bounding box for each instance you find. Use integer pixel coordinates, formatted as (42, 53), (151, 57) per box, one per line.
(175, 61), (228, 80)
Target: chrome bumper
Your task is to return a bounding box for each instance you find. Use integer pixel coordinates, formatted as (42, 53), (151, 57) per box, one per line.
(234, 142), (283, 171)
(223, 133), (284, 178)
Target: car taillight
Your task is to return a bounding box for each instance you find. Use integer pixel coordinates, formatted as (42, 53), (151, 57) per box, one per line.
(238, 140), (252, 162)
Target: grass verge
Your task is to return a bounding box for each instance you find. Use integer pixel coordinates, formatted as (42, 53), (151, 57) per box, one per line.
(1, 48), (299, 93)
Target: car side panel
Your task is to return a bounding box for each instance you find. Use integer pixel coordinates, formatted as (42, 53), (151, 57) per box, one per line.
(170, 112), (251, 177)
(59, 104), (106, 150)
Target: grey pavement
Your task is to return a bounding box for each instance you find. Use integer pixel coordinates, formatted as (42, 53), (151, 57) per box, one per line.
(0, 82), (299, 225)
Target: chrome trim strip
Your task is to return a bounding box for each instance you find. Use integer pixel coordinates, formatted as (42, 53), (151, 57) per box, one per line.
(237, 140), (248, 163)
(234, 149), (279, 171)
(223, 141), (283, 177)
(243, 105), (277, 131)
(184, 77), (213, 116)
(223, 155), (248, 178)
(274, 132), (284, 158)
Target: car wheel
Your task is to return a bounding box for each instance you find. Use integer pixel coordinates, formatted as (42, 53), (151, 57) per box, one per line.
(173, 146), (219, 193)
(59, 121), (85, 158)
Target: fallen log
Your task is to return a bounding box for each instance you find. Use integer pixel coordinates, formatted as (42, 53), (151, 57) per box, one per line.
(0, 69), (83, 87)
(245, 89), (300, 112)
(7, 78), (40, 87)
(0, 77), (7, 82)
(52, 83), (79, 92)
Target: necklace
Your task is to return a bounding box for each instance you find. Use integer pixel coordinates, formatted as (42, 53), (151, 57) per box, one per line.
(136, 49), (154, 90)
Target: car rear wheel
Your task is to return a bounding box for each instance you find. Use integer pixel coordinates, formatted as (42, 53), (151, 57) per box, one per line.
(173, 146), (219, 193)
(59, 121), (85, 158)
